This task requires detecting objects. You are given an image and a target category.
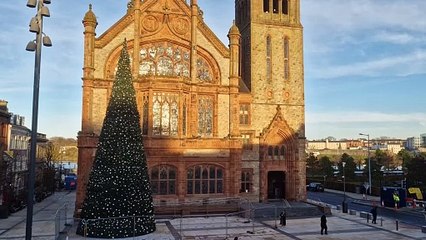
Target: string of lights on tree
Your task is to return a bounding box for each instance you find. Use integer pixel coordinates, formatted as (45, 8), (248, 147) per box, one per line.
(76, 40), (156, 238)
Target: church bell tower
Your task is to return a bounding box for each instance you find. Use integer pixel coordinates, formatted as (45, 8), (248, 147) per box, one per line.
(235, 0), (306, 201)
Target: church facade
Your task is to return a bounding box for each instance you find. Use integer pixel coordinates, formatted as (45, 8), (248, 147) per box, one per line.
(77, 0), (306, 213)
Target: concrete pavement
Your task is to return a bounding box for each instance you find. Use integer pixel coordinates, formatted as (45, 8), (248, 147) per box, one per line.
(0, 191), (74, 239)
(1, 190), (426, 239)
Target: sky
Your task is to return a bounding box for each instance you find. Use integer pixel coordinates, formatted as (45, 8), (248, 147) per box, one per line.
(0, 0), (425, 141)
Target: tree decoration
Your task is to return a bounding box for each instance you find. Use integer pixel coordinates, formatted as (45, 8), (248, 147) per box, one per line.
(76, 40), (156, 238)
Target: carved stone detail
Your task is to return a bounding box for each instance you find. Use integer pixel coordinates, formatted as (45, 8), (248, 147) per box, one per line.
(172, 17), (190, 36)
(142, 14), (160, 32)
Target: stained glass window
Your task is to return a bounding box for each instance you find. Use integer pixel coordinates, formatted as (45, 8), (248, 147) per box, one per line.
(187, 165), (223, 194)
(142, 95), (149, 135)
(152, 93), (179, 136)
(182, 96), (187, 136)
(139, 61), (155, 75)
(150, 165), (177, 195)
(198, 96), (213, 137)
(135, 42), (212, 81)
(197, 58), (212, 82)
(157, 57), (173, 76)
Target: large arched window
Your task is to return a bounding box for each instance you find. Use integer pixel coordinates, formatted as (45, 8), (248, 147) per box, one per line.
(187, 165), (223, 194)
(273, 0), (279, 13)
(284, 37), (290, 80)
(182, 96), (187, 136)
(282, 0), (289, 14)
(152, 93), (179, 136)
(150, 165), (177, 195)
(263, 0), (269, 12)
(137, 42), (213, 82)
(198, 96), (214, 137)
(142, 95), (149, 135)
(266, 36), (272, 81)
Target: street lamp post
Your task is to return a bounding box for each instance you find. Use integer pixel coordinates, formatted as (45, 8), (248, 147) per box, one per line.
(25, 0), (52, 239)
(342, 161), (347, 213)
(359, 133), (371, 195)
(343, 162), (346, 200)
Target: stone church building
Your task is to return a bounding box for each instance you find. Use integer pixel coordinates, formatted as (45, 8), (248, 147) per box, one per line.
(76, 0), (306, 213)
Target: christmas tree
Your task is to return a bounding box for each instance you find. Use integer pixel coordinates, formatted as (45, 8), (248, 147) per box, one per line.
(76, 40), (156, 238)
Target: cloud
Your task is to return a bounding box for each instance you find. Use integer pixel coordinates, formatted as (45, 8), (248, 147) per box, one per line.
(371, 31), (421, 45)
(307, 111), (426, 124)
(303, 0), (426, 34)
(311, 50), (426, 79)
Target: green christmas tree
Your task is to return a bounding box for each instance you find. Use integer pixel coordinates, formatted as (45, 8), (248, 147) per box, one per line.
(76, 40), (155, 238)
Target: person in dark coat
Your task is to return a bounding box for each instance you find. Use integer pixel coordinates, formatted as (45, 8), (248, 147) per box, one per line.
(320, 214), (328, 235)
(280, 210), (287, 226)
(370, 206), (378, 224)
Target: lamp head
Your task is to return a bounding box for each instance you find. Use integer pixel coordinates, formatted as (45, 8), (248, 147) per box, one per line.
(41, 6), (50, 17)
(42, 35), (52, 47)
(26, 0), (37, 8)
(43, 0), (51, 4)
(26, 40), (37, 52)
(29, 17), (39, 33)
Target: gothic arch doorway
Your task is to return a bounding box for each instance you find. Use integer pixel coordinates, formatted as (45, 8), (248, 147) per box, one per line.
(267, 171), (285, 200)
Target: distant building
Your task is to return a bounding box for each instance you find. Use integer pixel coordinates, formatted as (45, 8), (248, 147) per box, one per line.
(307, 138), (404, 155)
(421, 133), (426, 147)
(0, 100), (11, 149)
(0, 102), (49, 209)
(406, 137), (421, 150)
(0, 100), (12, 207)
(307, 139), (347, 150)
(8, 114), (31, 198)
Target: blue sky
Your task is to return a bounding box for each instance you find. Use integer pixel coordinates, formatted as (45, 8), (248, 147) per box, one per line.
(0, 0), (425, 140)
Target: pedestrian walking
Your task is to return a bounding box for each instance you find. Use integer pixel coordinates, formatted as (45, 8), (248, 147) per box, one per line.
(393, 191), (400, 210)
(320, 214), (328, 235)
(370, 205), (378, 224)
(279, 210), (286, 226)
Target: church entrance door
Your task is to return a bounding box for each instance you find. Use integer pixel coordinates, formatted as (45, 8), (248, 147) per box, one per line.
(267, 171), (285, 200)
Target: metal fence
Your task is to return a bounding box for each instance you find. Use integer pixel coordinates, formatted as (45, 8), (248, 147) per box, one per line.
(54, 203), (72, 239)
(75, 215), (154, 239)
(56, 199), (289, 239)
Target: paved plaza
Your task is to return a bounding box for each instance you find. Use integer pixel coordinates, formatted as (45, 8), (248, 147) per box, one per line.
(1, 190), (426, 239)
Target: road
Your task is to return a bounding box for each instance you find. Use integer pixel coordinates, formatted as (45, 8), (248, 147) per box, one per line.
(308, 190), (426, 227)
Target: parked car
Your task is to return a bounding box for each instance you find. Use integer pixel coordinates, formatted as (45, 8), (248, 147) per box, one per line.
(64, 174), (77, 190)
(306, 182), (324, 192)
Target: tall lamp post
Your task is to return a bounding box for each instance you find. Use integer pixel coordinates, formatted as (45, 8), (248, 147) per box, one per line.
(342, 161), (347, 213)
(343, 162), (346, 200)
(359, 133), (371, 195)
(25, 0), (52, 239)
